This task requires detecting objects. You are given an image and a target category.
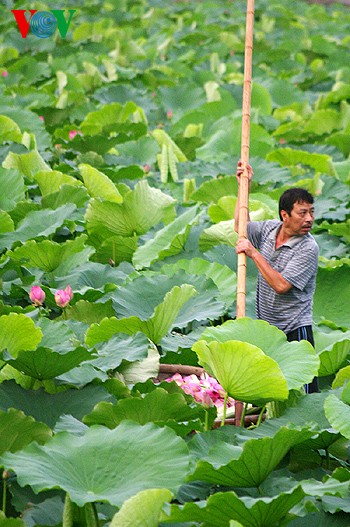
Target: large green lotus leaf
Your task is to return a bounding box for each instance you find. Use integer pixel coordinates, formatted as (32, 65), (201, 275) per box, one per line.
(7, 235), (92, 273)
(208, 197), (275, 224)
(64, 300), (115, 325)
(109, 272), (225, 328)
(314, 267), (350, 328)
(0, 314), (42, 356)
(132, 207), (199, 269)
(0, 115), (22, 142)
(251, 83), (273, 116)
(191, 175), (237, 204)
(199, 220), (238, 252)
(197, 118), (273, 161)
(39, 185), (89, 211)
(0, 408), (52, 455)
(56, 363), (108, 387)
(53, 261), (131, 294)
(324, 394), (350, 439)
(189, 426), (314, 488)
(90, 332), (149, 371)
(320, 82), (350, 107)
(0, 380), (112, 428)
(117, 343), (160, 385)
(165, 486), (305, 527)
(34, 170), (82, 196)
(38, 318), (84, 352)
(83, 387), (206, 436)
(161, 257), (236, 308)
(92, 234), (138, 265)
(328, 133), (350, 157)
(80, 101), (146, 136)
(2, 150), (50, 179)
(201, 318), (286, 355)
(318, 220), (350, 243)
(201, 319), (320, 390)
(0, 512), (25, 526)
(314, 328), (350, 353)
(110, 488), (173, 527)
(303, 109), (341, 136)
(0, 422), (190, 507)
(0, 204), (77, 252)
(249, 390), (341, 450)
(0, 212), (14, 234)
(267, 147), (334, 174)
(20, 497), (64, 527)
(318, 340), (350, 377)
(333, 365), (350, 388)
(85, 180), (176, 244)
(192, 340), (289, 404)
(79, 164), (123, 203)
(4, 346), (93, 380)
(0, 168), (25, 211)
(86, 284), (197, 344)
(151, 129), (187, 162)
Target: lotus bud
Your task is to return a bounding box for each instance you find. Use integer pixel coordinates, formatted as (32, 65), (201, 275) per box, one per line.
(54, 289), (71, 308)
(64, 285), (73, 300)
(29, 286), (46, 306)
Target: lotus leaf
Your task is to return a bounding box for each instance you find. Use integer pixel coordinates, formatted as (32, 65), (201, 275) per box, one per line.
(0, 422), (190, 507)
(192, 339), (289, 404)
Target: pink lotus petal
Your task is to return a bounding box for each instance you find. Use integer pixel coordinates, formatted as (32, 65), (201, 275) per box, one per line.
(29, 286), (45, 306)
(54, 289), (71, 308)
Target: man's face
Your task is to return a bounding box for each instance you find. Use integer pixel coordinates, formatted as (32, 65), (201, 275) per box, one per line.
(281, 200), (315, 236)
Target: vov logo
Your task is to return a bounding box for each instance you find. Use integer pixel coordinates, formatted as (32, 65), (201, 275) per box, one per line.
(11, 9), (76, 39)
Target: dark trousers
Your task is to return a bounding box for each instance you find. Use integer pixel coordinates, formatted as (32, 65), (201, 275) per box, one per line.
(286, 325), (319, 393)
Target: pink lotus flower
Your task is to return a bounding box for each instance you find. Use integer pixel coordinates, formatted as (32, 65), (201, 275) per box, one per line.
(64, 285), (73, 300)
(165, 372), (235, 410)
(143, 164), (151, 173)
(166, 110), (173, 119)
(29, 286), (46, 306)
(54, 289), (71, 308)
(38, 116), (45, 122)
(69, 130), (78, 140)
(2, 71), (8, 78)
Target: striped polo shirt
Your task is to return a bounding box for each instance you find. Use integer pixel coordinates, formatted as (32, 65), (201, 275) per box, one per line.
(247, 219), (319, 334)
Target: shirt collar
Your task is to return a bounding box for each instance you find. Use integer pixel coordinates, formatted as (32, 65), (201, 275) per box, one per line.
(268, 222), (307, 248)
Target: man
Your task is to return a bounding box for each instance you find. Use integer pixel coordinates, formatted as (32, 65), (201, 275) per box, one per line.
(234, 162), (319, 393)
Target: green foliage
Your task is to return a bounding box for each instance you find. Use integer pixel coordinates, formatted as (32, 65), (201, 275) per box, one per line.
(0, 0), (349, 525)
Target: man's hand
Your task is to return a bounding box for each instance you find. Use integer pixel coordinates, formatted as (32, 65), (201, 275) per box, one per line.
(236, 238), (292, 294)
(236, 238), (256, 259)
(234, 161), (253, 233)
(236, 160), (254, 184)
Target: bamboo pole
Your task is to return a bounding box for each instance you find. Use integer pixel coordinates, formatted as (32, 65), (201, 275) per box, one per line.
(235, 0), (255, 426)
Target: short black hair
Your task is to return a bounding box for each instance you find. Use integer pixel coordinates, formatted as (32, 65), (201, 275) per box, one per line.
(279, 188), (314, 220)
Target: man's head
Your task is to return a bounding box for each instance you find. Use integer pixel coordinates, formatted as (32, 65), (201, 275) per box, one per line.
(279, 188), (315, 236)
(279, 188), (314, 219)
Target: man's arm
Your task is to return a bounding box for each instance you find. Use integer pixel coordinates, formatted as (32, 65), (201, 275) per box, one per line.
(235, 238), (293, 294)
(234, 161), (253, 233)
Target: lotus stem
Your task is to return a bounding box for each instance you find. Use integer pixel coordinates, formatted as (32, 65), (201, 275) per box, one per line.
(85, 502), (98, 527)
(240, 402), (248, 427)
(256, 405), (266, 427)
(2, 471), (7, 514)
(204, 409), (209, 432)
(220, 392), (228, 426)
(63, 493), (73, 527)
